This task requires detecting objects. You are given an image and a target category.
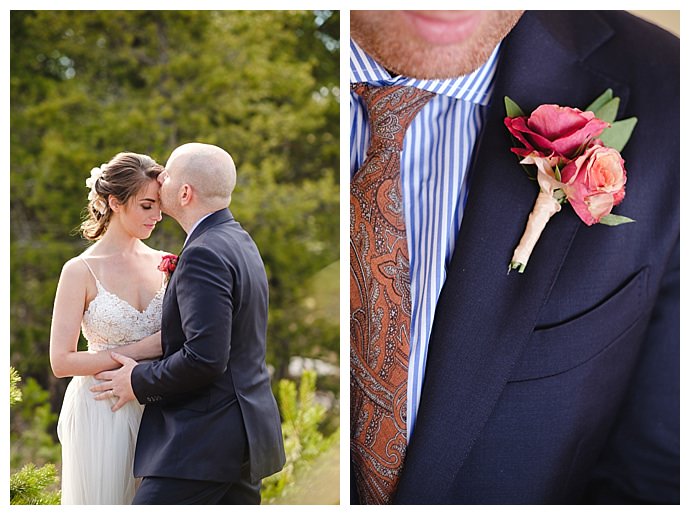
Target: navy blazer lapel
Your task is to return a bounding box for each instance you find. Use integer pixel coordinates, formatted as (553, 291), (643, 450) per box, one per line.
(165, 209), (232, 293)
(162, 208), (233, 352)
(180, 208), (234, 253)
(396, 12), (628, 502)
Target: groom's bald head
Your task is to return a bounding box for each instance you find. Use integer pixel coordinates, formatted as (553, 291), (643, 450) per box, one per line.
(166, 142), (236, 210)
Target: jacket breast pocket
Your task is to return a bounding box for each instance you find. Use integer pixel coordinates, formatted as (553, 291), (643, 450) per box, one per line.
(509, 267), (649, 382)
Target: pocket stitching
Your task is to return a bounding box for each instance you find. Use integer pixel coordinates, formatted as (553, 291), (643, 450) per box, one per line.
(509, 267), (648, 382)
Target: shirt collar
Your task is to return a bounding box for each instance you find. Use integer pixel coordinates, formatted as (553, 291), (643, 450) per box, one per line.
(183, 212), (213, 247)
(350, 38), (500, 106)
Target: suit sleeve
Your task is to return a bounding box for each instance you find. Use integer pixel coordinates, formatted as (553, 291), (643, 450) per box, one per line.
(585, 237), (680, 504)
(131, 245), (233, 400)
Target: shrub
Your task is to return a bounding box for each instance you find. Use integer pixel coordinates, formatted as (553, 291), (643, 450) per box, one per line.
(262, 369), (338, 502)
(9, 367), (61, 505)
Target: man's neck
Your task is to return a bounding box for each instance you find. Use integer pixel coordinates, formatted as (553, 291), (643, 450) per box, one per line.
(179, 208), (218, 235)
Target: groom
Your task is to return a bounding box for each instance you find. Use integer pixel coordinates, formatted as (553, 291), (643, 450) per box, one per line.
(93, 142), (286, 504)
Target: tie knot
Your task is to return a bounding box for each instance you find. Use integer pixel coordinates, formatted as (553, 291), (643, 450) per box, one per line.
(353, 83), (435, 151)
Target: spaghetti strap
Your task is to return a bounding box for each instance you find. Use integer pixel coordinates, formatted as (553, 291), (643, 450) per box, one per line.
(80, 258), (99, 282)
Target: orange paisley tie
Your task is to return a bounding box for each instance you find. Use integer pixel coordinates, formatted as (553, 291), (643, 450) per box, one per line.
(350, 84), (435, 504)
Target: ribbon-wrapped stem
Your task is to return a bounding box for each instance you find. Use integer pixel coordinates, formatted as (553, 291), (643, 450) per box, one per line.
(508, 153), (564, 274)
(509, 190), (561, 273)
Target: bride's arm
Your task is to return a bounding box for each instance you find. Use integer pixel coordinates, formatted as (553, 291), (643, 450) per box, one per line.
(117, 331), (162, 361)
(49, 259), (162, 378)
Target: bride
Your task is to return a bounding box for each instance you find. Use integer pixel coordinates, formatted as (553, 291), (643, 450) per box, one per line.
(50, 152), (170, 504)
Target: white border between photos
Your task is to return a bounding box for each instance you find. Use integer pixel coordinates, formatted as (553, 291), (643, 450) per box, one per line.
(338, 6), (351, 510)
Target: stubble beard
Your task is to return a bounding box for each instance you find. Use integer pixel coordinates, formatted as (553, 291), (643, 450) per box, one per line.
(351, 11), (523, 80)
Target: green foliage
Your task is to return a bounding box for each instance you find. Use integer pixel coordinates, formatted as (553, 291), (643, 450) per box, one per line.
(504, 96), (525, 118)
(594, 97), (620, 124)
(262, 370), (339, 503)
(599, 117), (638, 152)
(9, 368), (61, 505)
(585, 88), (613, 113)
(10, 240), (81, 380)
(10, 367), (22, 406)
(599, 214), (636, 226)
(11, 377), (62, 469)
(586, 89), (637, 152)
(10, 464), (61, 505)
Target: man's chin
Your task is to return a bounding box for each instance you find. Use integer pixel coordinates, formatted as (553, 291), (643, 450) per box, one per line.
(352, 10), (522, 79)
(365, 40), (488, 80)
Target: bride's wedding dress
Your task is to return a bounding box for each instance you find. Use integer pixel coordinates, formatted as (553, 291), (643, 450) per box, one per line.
(57, 259), (164, 504)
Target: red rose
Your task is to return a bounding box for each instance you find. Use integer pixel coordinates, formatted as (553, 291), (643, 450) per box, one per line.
(561, 145), (627, 226)
(505, 104), (609, 160)
(158, 254), (178, 276)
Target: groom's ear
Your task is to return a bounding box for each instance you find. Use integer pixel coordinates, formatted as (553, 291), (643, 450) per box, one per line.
(179, 183), (193, 207)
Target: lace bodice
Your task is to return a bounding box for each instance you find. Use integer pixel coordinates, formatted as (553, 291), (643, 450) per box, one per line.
(80, 261), (165, 351)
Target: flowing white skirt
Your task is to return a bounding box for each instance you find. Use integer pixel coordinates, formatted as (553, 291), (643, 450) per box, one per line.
(57, 375), (144, 505)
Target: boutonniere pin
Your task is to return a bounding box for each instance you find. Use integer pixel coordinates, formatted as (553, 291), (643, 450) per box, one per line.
(504, 89), (637, 273)
(158, 253), (178, 281)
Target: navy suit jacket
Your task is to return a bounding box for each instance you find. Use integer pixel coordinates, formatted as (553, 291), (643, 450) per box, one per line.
(354, 11), (679, 504)
(131, 208), (285, 483)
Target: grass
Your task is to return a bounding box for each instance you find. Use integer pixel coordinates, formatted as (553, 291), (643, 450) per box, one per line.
(270, 438), (340, 505)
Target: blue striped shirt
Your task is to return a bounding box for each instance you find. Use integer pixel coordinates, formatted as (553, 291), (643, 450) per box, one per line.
(350, 38), (500, 440)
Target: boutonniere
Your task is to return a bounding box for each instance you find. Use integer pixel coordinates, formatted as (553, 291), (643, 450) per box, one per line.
(504, 89), (637, 273)
(158, 253), (178, 281)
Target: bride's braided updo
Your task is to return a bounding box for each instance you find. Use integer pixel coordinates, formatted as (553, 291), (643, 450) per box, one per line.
(80, 152), (163, 240)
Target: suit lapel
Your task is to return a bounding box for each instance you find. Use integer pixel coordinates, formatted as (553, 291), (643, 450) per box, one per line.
(161, 208), (233, 352)
(396, 12), (626, 501)
(179, 208), (234, 255)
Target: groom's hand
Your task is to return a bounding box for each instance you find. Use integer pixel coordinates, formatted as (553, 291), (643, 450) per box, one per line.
(91, 352), (138, 412)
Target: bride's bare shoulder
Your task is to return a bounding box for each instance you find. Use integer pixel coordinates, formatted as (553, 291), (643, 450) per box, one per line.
(58, 254), (92, 286)
(144, 245), (174, 259)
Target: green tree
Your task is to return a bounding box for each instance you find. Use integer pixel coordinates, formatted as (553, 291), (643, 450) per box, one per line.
(262, 369), (339, 503)
(10, 368), (61, 505)
(11, 376), (61, 470)
(10, 464), (61, 505)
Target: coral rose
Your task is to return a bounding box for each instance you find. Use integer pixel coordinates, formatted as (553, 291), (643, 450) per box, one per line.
(561, 145), (627, 225)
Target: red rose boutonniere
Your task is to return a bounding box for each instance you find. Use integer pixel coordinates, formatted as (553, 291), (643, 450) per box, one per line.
(158, 253), (178, 281)
(504, 89), (638, 273)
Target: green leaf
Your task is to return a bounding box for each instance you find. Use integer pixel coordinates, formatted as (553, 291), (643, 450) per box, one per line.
(595, 97), (620, 124)
(585, 88), (613, 113)
(554, 189), (567, 204)
(504, 96), (525, 118)
(508, 261), (527, 274)
(599, 214), (636, 226)
(599, 117), (638, 152)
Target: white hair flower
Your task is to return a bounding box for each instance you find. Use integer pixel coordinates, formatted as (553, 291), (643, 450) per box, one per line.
(85, 164), (108, 215)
